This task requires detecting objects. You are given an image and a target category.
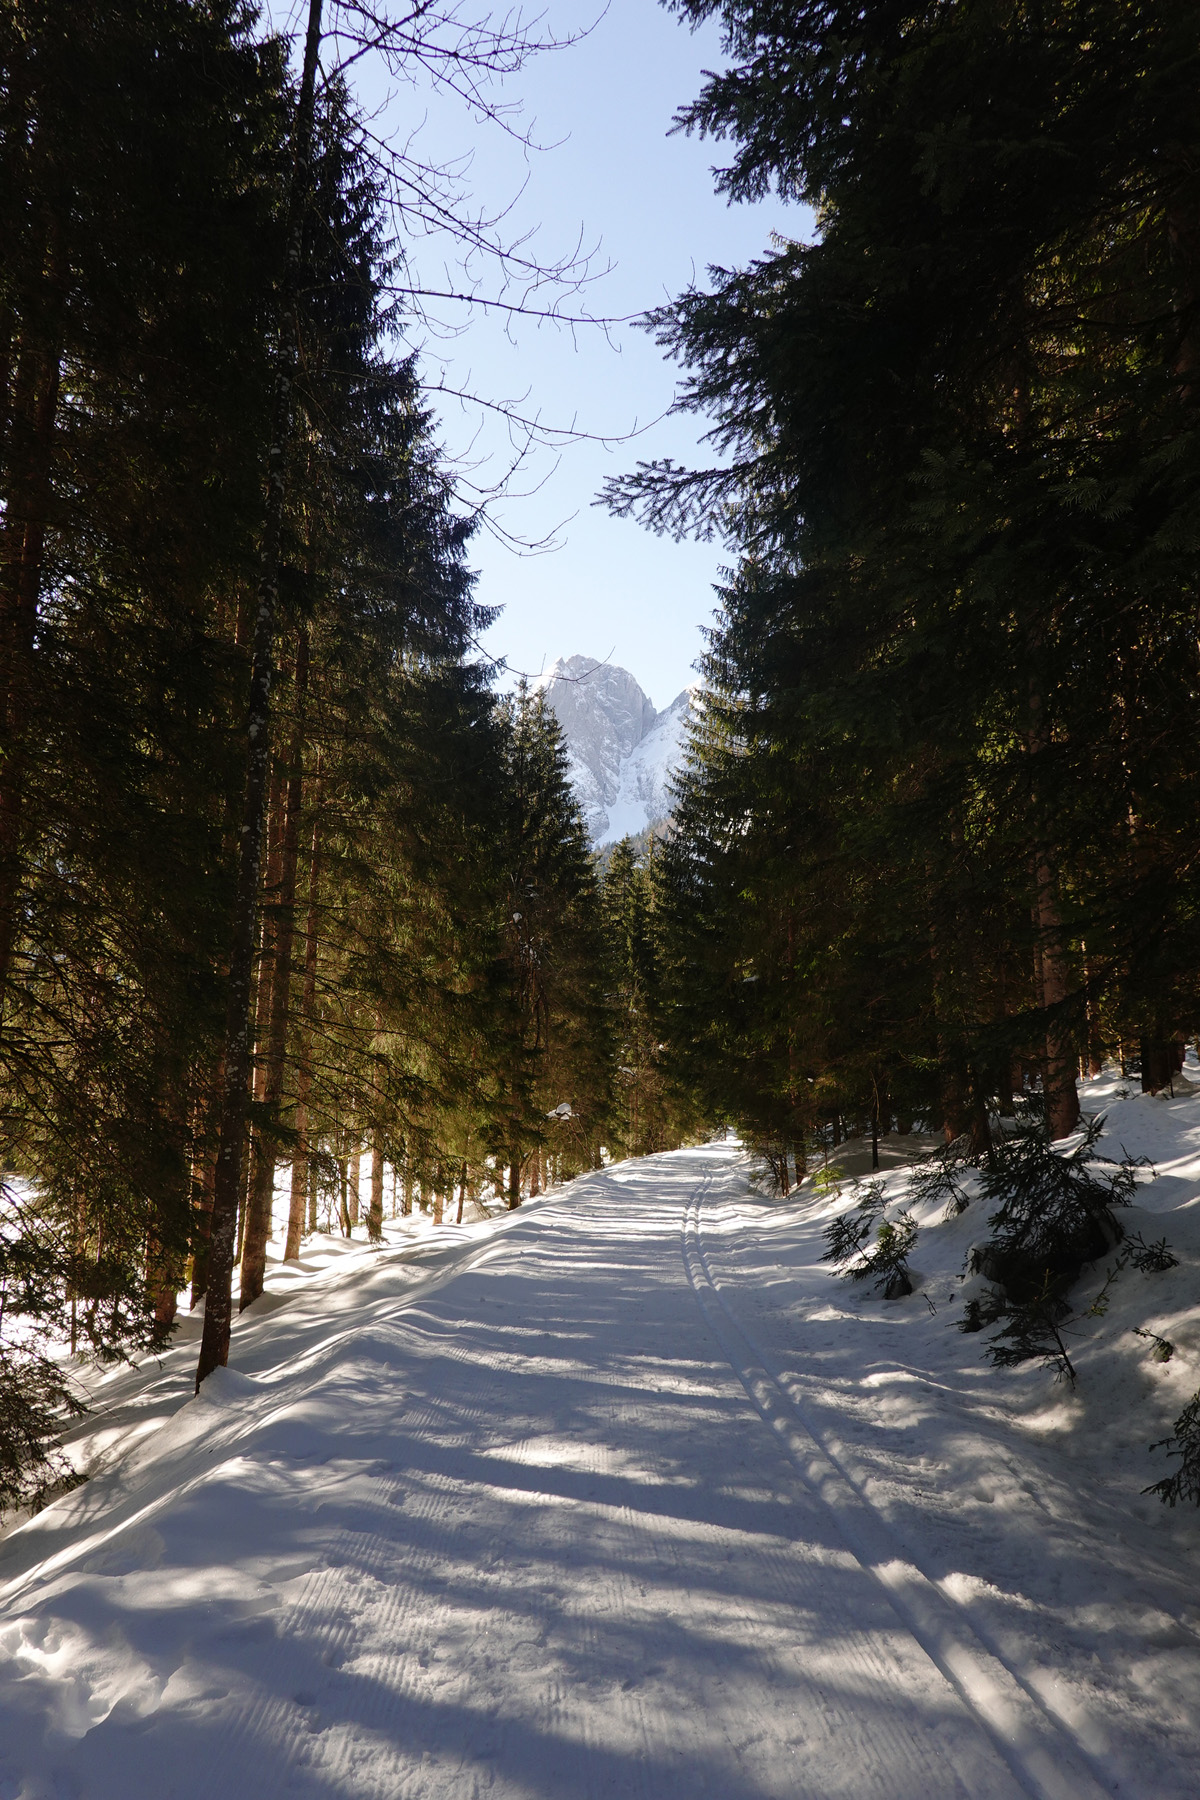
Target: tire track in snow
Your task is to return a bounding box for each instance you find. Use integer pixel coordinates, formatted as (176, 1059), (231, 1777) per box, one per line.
(683, 1172), (1114, 1800)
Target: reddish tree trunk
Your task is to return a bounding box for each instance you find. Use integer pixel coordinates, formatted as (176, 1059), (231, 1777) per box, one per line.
(195, 0), (325, 1390)
(347, 1143), (361, 1229)
(284, 771), (320, 1261)
(241, 633), (308, 1306)
(369, 1139), (385, 1241)
(189, 1056), (224, 1307)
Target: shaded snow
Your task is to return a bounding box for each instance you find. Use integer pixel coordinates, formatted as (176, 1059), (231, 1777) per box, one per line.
(1, 1083), (1200, 1795)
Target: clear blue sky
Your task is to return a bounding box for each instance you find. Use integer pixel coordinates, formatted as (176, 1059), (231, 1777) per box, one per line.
(299, 1), (809, 708)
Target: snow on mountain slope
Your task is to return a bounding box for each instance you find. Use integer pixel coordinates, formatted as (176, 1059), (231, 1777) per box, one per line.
(535, 655), (691, 843)
(3, 1089), (1200, 1796)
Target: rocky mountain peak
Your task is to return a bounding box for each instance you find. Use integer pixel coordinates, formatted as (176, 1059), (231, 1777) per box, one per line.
(535, 656), (691, 844)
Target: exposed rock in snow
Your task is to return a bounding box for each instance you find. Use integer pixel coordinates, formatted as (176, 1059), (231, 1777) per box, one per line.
(535, 656), (691, 843)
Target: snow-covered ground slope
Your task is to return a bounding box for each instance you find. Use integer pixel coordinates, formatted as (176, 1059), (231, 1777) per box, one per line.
(536, 655), (690, 843)
(2, 1078), (1200, 1797)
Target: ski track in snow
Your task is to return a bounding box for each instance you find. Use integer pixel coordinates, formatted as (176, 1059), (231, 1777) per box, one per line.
(685, 1176), (1108, 1800)
(1, 1142), (1199, 1796)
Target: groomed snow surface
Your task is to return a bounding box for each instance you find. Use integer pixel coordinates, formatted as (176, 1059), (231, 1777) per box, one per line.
(3, 1069), (1200, 1797)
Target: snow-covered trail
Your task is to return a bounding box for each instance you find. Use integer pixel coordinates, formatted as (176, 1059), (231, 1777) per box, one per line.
(0, 1143), (1161, 1798)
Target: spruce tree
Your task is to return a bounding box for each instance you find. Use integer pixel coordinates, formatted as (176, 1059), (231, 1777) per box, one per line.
(609, 0), (1200, 1152)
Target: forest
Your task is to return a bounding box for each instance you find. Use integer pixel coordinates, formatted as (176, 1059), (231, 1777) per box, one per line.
(0, 0), (704, 1506)
(3, 0), (1200, 1517)
(610, 0), (1200, 1178)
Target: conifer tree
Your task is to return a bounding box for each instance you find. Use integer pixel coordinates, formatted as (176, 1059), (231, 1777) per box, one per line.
(609, 0), (1200, 1149)
(489, 686), (611, 1199)
(0, 0), (285, 1490)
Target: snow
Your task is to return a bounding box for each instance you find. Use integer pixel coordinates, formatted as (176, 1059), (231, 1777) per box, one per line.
(2, 1074), (1200, 1797)
(595, 690), (691, 846)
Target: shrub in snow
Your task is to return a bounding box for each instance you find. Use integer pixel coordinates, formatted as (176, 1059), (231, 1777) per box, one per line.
(973, 1114), (1142, 1306)
(1133, 1327), (1175, 1364)
(748, 1142), (798, 1196)
(869, 1219), (918, 1297)
(1124, 1232), (1179, 1274)
(821, 1181), (885, 1264)
(906, 1132), (978, 1218)
(958, 1117), (1175, 1387)
(985, 1273), (1080, 1385)
(0, 1351), (84, 1512)
(1145, 1392), (1200, 1508)
(811, 1162), (847, 1199)
(822, 1182), (917, 1297)
(1, 1190), (91, 1509)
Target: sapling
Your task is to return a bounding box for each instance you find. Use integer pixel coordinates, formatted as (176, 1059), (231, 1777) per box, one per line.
(1083, 1256), (1126, 1320)
(1133, 1327), (1175, 1364)
(907, 1134), (977, 1218)
(1145, 1392), (1200, 1506)
(869, 1217), (919, 1297)
(958, 1289), (1008, 1335)
(822, 1182), (917, 1297)
(820, 1185), (882, 1267)
(985, 1271), (1079, 1385)
(964, 1118), (1173, 1385)
(1125, 1233), (1179, 1274)
(811, 1162), (847, 1199)
(975, 1114), (1146, 1305)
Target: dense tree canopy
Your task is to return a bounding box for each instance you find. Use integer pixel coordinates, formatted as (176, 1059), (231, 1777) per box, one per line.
(611, 0), (1200, 1163)
(0, 0), (703, 1507)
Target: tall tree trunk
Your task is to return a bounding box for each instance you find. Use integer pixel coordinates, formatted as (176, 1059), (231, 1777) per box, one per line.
(283, 765), (320, 1261)
(996, 1056), (1016, 1118)
(1027, 671), (1080, 1141)
(967, 1061), (992, 1160)
(1167, 166), (1200, 405)
(1082, 947), (1104, 1077)
(1033, 850), (1079, 1138)
(190, 1055), (223, 1308)
(196, 0), (324, 1388)
(237, 764), (284, 1288)
(240, 631), (308, 1305)
(285, 1100), (310, 1259)
(1141, 1026), (1174, 1096)
(368, 1138), (384, 1242)
(0, 213), (63, 1015)
(348, 1141), (361, 1228)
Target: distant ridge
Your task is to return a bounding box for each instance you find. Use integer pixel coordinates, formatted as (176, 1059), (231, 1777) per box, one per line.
(534, 656), (691, 844)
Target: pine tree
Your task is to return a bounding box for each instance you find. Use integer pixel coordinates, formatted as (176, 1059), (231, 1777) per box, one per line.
(608, 0), (1200, 1152)
(488, 687), (611, 1199)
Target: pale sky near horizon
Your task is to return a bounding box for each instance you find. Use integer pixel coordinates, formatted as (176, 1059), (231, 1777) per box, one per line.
(301, 0), (809, 710)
